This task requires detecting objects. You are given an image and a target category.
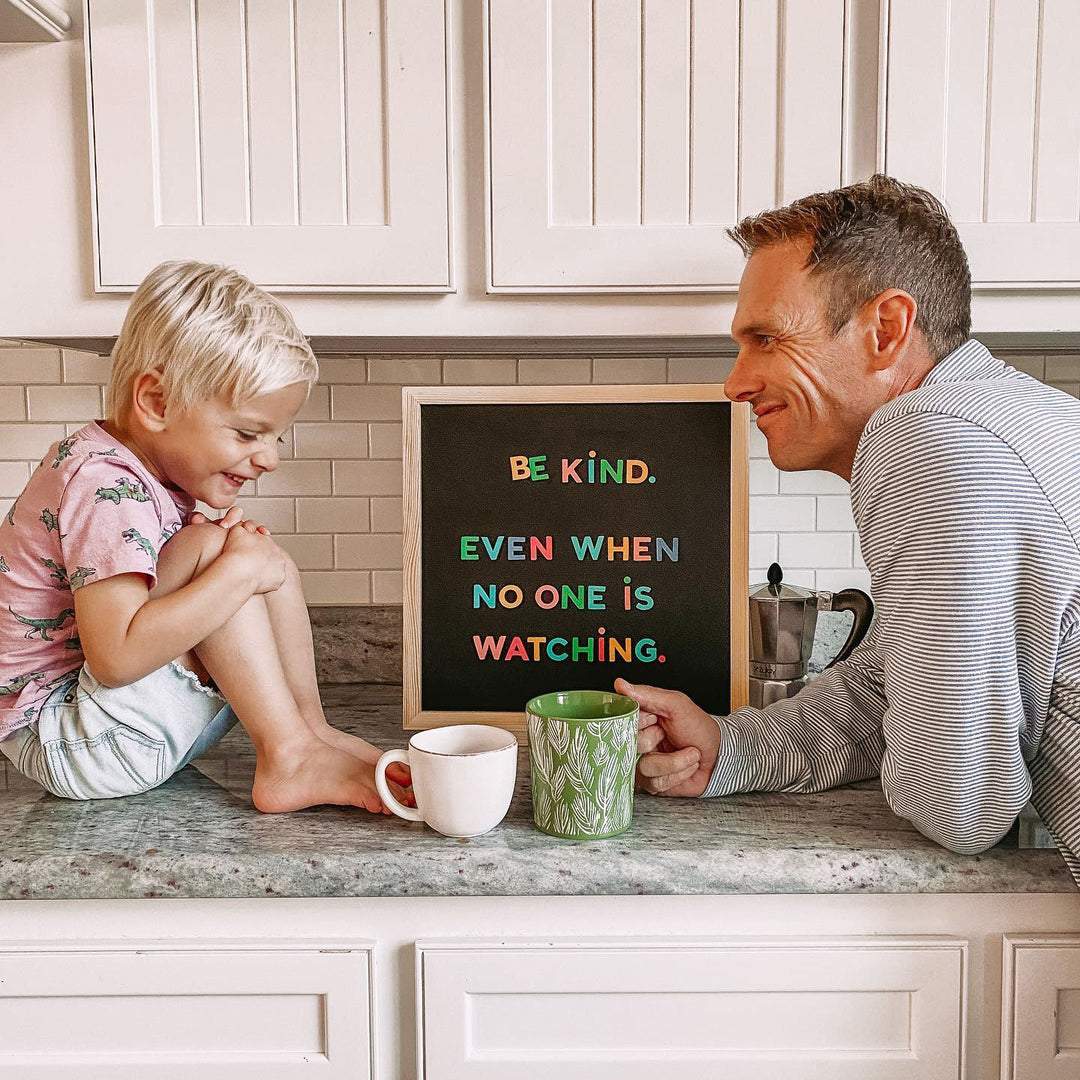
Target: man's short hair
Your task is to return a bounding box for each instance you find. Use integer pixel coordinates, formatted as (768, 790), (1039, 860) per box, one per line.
(727, 174), (971, 360)
(105, 260), (318, 420)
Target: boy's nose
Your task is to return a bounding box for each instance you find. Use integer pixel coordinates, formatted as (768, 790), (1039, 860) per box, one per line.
(251, 444), (279, 472)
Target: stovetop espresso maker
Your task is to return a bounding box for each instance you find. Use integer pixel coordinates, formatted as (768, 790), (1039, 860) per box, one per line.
(748, 563), (874, 708)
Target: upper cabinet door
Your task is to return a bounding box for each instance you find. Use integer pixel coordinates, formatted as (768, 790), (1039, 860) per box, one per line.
(86, 0), (452, 292)
(884, 0), (1080, 288)
(485, 0), (850, 293)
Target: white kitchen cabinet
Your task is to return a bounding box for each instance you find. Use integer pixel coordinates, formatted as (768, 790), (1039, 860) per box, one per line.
(85, 0), (452, 292)
(883, 0), (1080, 289)
(1002, 935), (1080, 1080)
(417, 936), (966, 1078)
(0, 941), (375, 1078)
(484, 0), (850, 292)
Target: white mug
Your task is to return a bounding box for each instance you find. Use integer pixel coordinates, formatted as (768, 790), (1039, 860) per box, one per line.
(375, 725), (518, 837)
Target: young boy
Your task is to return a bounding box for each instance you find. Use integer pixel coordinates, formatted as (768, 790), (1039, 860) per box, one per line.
(0, 260), (411, 812)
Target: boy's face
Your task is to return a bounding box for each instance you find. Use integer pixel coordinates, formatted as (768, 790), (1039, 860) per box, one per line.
(150, 382), (308, 509)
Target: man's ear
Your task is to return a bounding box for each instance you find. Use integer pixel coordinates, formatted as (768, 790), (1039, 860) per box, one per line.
(864, 289), (917, 371)
(130, 370), (169, 433)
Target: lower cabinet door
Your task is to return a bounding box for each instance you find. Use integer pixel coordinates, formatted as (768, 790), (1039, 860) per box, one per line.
(417, 936), (967, 1079)
(1003, 935), (1080, 1080)
(0, 943), (374, 1079)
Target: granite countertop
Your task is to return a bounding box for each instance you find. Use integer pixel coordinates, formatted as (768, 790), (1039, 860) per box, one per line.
(0, 684), (1073, 900)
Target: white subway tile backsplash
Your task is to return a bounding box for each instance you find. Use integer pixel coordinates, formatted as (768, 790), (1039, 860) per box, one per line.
(749, 496), (816, 532)
(0, 461), (30, 496)
(297, 497), (370, 533)
(779, 531), (853, 568)
(0, 423), (65, 460)
(62, 349), (113, 384)
(592, 357), (666, 384)
(293, 422), (369, 459)
(1046, 355), (1080, 382)
(748, 459), (779, 495)
(518, 357), (591, 385)
(0, 348), (61, 384)
(1052, 383), (1080, 399)
(816, 495), (856, 531)
(817, 567), (872, 594)
(334, 460), (402, 497)
(666, 356), (733, 383)
(367, 356), (442, 384)
(0, 389), (26, 421)
(0, 343), (1059, 605)
(749, 532), (778, 567)
(311, 358), (367, 384)
(368, 423), (403, 459)
(335, 533), (403, 570)
(332, 384), (402, 421)
(296, 385), (331, 421)
(370, 496), (403, 532)
(778, 470), (849, 495)
(26, 385), (102, 422)
(371, 570), (404, 604)
(256, 460), (332, 497)
(300, 571), (371, 604)
(443, 357), (516, 385)
(275, 533), (334, 570)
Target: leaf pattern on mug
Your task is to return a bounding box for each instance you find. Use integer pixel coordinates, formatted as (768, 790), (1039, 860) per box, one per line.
(528, 709), (638, 838)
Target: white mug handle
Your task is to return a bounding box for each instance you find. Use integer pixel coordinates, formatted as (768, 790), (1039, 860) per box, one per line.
(375, 749), (422, 821)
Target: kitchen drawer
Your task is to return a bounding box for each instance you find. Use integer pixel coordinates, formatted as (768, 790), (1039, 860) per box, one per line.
(417, 935), (966, 1079)
(0, 942), (374, 1078)
(1003, 935), (1080, 1079)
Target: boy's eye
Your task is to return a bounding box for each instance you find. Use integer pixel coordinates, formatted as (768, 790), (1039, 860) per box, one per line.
(236, 431), (257, 442)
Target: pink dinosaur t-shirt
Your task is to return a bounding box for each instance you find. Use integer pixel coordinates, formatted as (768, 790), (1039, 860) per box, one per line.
(0, 422), (194, 739)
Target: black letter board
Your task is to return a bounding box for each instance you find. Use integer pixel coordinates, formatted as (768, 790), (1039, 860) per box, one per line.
(403, 385), (749, 733)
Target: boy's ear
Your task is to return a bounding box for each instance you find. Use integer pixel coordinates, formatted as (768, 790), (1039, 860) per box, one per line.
(130, 370), (169, 432)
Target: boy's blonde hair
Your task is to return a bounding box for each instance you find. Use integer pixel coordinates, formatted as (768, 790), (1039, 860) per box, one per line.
(105, 260), (318, 420)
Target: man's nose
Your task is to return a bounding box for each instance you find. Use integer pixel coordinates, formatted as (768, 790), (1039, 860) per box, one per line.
(723, 351), (764, 402)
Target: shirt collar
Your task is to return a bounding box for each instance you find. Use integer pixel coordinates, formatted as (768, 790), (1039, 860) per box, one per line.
(918, 339), (1005, 388)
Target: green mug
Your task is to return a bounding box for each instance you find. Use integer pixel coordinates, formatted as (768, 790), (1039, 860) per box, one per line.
(525, 690), (639, 840)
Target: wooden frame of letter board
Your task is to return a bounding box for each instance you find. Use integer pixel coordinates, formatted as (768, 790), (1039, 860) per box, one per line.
(402, 385), (750, 736)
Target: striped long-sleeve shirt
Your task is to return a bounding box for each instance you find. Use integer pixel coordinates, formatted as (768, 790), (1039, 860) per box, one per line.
(704, 339), (1080, 884)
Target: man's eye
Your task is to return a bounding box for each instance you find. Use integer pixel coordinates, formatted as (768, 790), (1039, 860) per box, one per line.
(758, 334), (774, 346)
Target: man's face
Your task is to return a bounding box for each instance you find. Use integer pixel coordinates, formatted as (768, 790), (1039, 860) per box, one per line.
(726, 239), (878, 478)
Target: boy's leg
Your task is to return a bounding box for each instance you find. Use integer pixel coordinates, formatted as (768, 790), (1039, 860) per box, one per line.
(152, 523), (391, 814)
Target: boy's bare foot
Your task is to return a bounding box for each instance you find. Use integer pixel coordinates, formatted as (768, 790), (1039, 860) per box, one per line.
(306, 718), (415, 805)
(251, 738), (391, 814)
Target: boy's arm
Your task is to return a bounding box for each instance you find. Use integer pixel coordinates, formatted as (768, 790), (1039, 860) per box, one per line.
(75, 528), (279, 688)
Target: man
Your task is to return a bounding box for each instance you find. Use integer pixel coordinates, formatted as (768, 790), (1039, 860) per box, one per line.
(619, 174), (1080, 882)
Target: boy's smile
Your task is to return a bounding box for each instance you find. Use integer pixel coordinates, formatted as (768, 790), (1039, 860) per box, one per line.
(106, 380), (308, 510)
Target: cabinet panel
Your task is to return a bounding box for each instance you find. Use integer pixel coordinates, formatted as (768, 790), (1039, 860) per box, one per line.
(884, 0), (1080, 286)
(86, 0), (451, 290)
(418, 936), (966, 1078)
(485, 0), (849, 292)
(0, 944), (374, 1078)
(1002, 936), (1080, 1080)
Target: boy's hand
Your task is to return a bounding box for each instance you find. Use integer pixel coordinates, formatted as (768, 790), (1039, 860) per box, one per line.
(221, 523), (288, 594)
(191, 506), (271, 535)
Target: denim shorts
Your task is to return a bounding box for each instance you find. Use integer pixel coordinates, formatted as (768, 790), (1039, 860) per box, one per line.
(0, 661), (238, 800)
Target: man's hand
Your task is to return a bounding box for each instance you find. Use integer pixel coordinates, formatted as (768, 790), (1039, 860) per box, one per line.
(615, 677), (721, 797)
(190, 506), (271, 535)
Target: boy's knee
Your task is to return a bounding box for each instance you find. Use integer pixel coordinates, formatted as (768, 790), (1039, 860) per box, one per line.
(160, 521), (229, 567)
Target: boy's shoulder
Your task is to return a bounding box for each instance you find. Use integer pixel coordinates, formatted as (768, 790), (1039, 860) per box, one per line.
(4, 423), (183, 535)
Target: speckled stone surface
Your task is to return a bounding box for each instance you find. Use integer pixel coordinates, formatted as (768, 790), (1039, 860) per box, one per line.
(0, 685), (1072, 900)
